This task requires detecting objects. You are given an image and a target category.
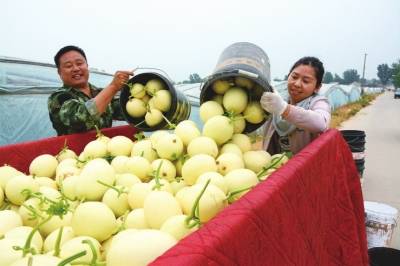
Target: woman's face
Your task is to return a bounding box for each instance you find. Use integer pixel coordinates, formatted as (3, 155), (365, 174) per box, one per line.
(58, 50), (89, 89)
(287, 64), (320, 104)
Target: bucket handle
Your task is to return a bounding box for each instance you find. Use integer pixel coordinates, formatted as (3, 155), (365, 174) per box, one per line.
(200, 68), (259, 88)
(133, 67), (173, 81)
(238, 69), (259, 79)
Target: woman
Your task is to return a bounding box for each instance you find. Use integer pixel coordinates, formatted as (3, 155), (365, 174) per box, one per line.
(260, 56), (331, 154)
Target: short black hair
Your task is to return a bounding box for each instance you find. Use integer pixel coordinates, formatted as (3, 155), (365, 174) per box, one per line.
(54, 45), (87, 69)
(288, 56), (324, 87)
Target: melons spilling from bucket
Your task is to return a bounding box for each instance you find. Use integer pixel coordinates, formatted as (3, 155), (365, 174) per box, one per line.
(201, 76), (270, 134)
(125, 79), (172, 127)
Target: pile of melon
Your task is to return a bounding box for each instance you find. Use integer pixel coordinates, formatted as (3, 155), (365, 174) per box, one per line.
(125, 79), (172, 127)
(0, 91), (289, 265)
(201, 76), (268, 134)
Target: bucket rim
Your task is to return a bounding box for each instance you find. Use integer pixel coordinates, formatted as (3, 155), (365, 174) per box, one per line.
(199, 70), (272, 133)
(364, 201), (399, 222)
(119, 72), (190, 131)
(201, 69), (272, 102)
(340, 129), (366, 136)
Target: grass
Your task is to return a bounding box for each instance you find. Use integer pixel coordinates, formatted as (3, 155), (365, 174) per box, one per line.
(330, 93), (380, 128)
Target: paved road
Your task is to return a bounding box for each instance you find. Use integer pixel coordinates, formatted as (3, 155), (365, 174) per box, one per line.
(340, 91), (400, 249)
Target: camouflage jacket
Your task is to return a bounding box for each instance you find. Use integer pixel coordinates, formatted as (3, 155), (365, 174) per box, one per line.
(48, 84), (124, 135)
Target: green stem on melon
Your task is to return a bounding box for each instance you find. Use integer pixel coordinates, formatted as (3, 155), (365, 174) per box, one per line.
(58, 181), (77, 202)
(185, 179), (211, 229)
(82, 239), (106, 266)
(134, 131), (145, 141)
(56, 139), (69, 159)
(53, 226), (64, 257)
(94, 125), (104, 139)
(174, 176), (183, 183)
(24, 190), (72, 213)
(0, 199), (11, 211)
(145, 89), (155, 97)
(27, 256), (33, 266)
(57, 250), (87, 266)
(126, 83), (145, 98)
(160, 112), (176, 129)
(17, 215), (52, 256)
(96, 180), (128, 197)
(21, 202), (45, 220)
(256, 152), (290, 180)
(21, 189), (48, 205)
(151, 160), (164, 191)
(115, 210), (129, 234)
(224, 111), (241, 121)
(76, 156), (89, 167)
(226, 185), (254, 204)
(14, 193), (71, 257)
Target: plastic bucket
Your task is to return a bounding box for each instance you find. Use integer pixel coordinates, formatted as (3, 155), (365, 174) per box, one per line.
(354, 158), (365, 177)
(340, 130), (366, 152)
(364, 201), (399, 248)
(368, 247), (400, 266)
(200, 42), (273, 133)
(120, 72), (191, 131)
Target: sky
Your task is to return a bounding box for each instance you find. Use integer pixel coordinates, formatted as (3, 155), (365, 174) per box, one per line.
(1, 0), (399, 82)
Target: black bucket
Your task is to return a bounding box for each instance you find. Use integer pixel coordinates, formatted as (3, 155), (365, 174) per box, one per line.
(354, 158), (365, 177)
(200, 42), (273, 133)
(340, 130), (366, 152)
(120, 72), (191, 131)
(341, 130), (366, 177)
(368, 247), (400, 266)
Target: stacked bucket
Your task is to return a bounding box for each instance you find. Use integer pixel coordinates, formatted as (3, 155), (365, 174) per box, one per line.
(340, 130), (366, 177)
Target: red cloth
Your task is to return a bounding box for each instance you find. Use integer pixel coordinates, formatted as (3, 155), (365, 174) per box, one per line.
(0, 125), (137, 173)
(151, 129), (369, 266)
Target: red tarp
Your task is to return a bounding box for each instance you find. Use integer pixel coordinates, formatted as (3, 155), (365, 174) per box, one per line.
(151, 129), (369, 266)
(0, 125), (137, 173)
(0, 127), (368, 265)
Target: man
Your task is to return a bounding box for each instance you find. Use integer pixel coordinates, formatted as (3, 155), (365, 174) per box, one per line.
(48, 45), (133, 135)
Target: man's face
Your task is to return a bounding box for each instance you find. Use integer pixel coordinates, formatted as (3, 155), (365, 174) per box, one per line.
(58, 50), (89, 89)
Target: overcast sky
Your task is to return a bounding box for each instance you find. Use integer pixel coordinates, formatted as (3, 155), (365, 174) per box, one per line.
(2, 0), (399, 82)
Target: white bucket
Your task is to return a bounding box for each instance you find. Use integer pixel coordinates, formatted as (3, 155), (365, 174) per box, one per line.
(364, 201), (399, 248)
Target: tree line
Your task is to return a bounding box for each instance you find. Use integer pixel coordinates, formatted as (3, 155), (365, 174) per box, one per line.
(376, 60), (400, 88)
(304, 59), (400, 88)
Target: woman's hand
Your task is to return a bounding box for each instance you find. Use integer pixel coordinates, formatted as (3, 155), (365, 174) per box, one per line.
(260, 91), (288, 116)
(110, 70), (134, 91)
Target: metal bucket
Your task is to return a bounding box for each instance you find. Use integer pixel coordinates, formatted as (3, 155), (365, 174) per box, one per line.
(200, 42), (273, 133)
(120, 71), (191, 131)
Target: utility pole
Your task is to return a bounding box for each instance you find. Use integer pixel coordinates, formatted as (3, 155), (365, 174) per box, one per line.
(361, 53), (367, 95)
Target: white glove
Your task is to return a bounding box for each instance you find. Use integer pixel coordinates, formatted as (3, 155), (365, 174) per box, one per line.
(260, 91), (288, 115)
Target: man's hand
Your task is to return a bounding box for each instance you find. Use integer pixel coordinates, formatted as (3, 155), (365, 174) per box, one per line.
(260, 91), (288, 116)
(94, 70), (134, 115)
(110, 70), (134, 91)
